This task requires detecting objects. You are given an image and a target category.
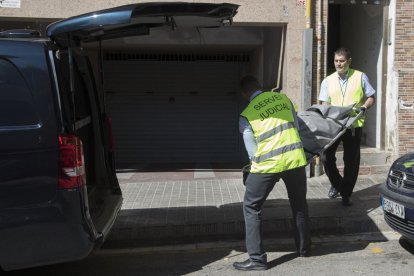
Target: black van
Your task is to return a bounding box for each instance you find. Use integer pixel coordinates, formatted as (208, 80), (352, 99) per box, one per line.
(0, 2), (238, 271)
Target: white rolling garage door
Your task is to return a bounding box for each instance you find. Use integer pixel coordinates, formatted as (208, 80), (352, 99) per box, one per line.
(104, 54), (248, 165)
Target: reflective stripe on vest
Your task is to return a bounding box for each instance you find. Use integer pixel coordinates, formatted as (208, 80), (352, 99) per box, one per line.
(252, 141), (303, 163)
(240, 92), (307, 174)
(326, 69), (365, 127)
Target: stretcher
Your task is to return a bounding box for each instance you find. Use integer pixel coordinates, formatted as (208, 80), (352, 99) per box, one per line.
(297, 104), (365, 162)
(242, 104), (364, 184)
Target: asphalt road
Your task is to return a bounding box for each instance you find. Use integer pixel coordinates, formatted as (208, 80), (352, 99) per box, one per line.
(2, 233), (414, 276)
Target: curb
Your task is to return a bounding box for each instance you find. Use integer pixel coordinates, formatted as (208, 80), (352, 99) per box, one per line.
(103, 195), (391, 250)
(98, 231), (400, 255)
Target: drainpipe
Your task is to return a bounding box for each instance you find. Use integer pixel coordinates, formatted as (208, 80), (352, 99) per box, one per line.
(306, 0), (312, 29)
(316, 0), (323, 91)
(314, 0), (324, 177)
(303, 0), (315, 177)
(302, 0), (313, 112)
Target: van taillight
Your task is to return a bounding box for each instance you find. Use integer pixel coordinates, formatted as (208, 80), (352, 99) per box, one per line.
(58, 134), (86, 189)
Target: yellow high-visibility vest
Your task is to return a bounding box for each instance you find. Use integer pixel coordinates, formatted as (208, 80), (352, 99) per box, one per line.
(326, 69), (365, 127)
(240, 92), (307, 173)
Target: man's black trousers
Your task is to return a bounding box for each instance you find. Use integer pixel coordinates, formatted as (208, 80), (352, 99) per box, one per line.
(323, 127), (362, 198)
(243, 166), (311, 263)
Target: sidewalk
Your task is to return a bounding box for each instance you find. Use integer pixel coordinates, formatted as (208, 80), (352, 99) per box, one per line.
(104, 166), (391, 249)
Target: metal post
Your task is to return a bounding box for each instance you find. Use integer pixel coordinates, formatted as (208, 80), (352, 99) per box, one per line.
(304, 0), (314, 177)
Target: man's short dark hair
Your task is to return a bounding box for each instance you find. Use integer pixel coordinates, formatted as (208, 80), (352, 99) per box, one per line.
(334, 48), (352, 60)
(240, 75), (262, 93)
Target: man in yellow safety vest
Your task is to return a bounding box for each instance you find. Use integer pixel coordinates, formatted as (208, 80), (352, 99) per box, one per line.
(233, 75), (311, 271)
(319, 48), (376, 206)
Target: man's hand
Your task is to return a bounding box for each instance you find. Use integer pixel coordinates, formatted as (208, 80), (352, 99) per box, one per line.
(357, 106), (367, 115)
(242, 163), (251, 173)
(242, 163), (251, 186)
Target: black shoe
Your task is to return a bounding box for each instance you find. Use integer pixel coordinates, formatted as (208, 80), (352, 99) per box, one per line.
(342, 196), (353, 206)
(298, 250), (311, 257)
(328, 186), (340, 199)
(233, 259), (268, 271)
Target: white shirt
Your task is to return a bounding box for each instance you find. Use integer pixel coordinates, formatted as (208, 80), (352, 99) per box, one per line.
(318, 70), (376, 102)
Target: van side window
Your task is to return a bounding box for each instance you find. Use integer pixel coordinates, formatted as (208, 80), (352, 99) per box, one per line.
(54, 51), (93, 130)
(0, 59), (38, 126)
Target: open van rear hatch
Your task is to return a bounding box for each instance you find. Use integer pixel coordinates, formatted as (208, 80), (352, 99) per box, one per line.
(44, 2), (239, 243)
(46, 2), (239, 47)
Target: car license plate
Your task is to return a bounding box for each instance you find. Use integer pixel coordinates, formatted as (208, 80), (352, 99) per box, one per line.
(383, 197), (405, 219)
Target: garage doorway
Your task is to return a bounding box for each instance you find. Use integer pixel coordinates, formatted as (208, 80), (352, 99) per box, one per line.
(328, 1), (386, 148)
(95, 25), (285, 169)
(104, 54), (247, 166)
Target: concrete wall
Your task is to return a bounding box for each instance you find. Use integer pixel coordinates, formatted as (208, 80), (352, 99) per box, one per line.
(385, 0), (398, 155)
(0, 0), (307, 112)
(263, 27), (284, 92)
(281, 1), (307, 110)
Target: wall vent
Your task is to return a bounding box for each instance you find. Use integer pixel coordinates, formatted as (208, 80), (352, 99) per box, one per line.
(104, 52), (250, 63)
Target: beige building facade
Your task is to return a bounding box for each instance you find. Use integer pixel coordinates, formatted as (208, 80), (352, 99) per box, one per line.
(1, 0), (411, 163)
(0, 0), (307, 106)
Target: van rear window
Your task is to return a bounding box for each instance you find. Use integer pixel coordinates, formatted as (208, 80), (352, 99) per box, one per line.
(0, 59), (38, 126)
